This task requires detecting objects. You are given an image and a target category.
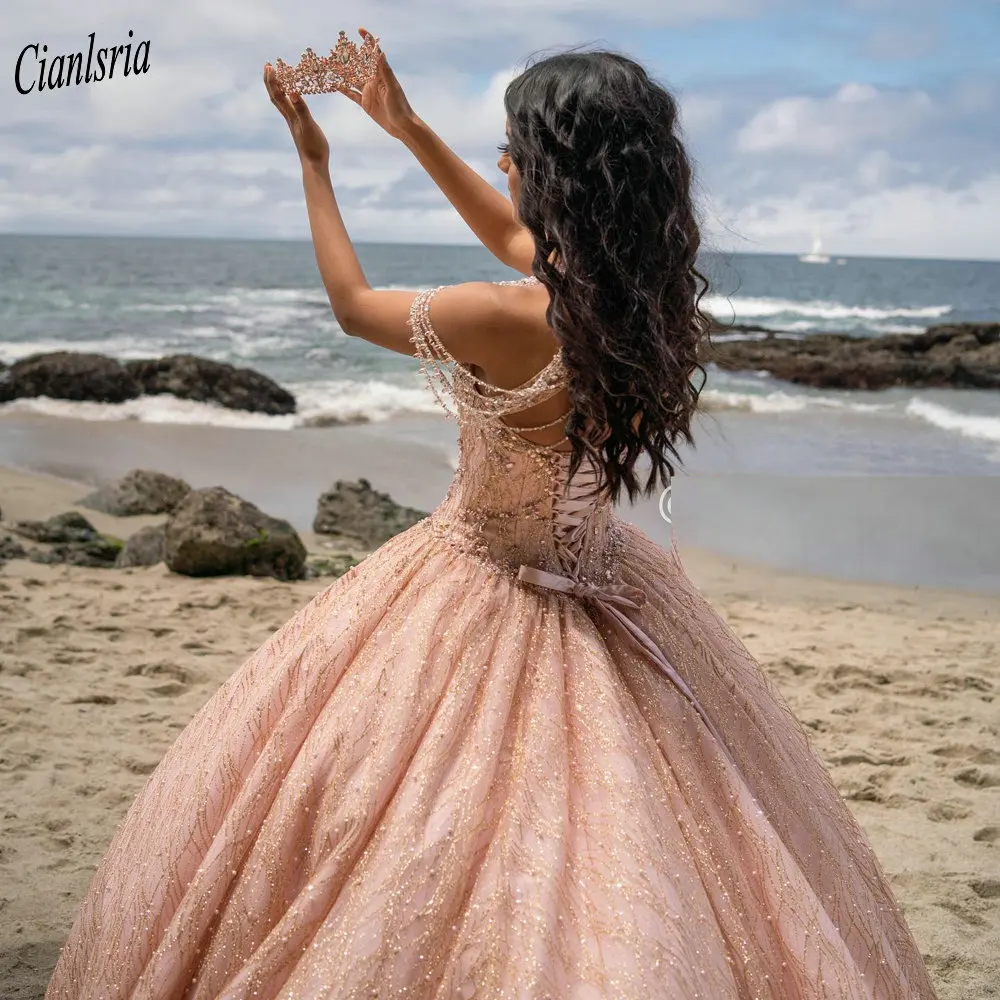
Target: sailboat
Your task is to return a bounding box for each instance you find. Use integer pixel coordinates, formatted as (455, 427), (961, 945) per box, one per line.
(799, 235), (831, 264)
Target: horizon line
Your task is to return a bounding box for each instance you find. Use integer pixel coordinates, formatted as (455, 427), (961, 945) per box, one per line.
(1, 229), (997, 266)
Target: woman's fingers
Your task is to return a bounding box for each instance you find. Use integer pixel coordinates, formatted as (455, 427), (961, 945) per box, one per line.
(359, 27), (392, 81)
(380, 54), (401, 90)
(263, 65), (292, 122)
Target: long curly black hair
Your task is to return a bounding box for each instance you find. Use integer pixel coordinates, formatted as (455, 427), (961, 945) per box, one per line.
(503, 49), (711, 506)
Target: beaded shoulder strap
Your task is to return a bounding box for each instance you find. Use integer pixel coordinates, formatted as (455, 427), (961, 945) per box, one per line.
(407, 279), (570, 424)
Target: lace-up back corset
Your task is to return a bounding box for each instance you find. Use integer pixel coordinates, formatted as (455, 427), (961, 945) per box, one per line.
(408, 278), (628, 586)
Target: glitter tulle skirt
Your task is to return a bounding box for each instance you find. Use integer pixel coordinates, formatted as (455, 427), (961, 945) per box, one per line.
(45, 516), (937, 999)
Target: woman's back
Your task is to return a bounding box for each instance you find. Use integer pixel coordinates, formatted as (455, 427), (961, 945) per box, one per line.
(407, 278), (622, 587)
(461, 275), (575, 455)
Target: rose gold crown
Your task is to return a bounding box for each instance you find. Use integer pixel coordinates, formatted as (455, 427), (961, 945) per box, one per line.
(272, 30), (382, 95)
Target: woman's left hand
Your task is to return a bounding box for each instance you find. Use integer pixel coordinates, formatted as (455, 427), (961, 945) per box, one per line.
(264, 63), (329, 166)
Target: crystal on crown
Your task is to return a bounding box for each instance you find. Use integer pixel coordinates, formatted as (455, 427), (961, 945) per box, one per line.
(272, 30), (382, 95)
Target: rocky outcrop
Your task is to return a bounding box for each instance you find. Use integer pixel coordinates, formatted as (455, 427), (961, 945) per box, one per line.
(115, 524), (167, 568)
(7, 512), (123, 567)
(0, 351), (296, 414)
(79, 469), (191, 516)
(164, 487), (306, 581)
(125, 354), (296, 415)
(11, 511), (104, 544)
(0, 533), (27, 563)
(313, 478), (427, 549)
(0, 352), (140, 403)
(703, 321), (1000, 391)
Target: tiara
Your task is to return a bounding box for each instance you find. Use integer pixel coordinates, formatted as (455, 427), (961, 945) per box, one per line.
(272, 30), (383, 95)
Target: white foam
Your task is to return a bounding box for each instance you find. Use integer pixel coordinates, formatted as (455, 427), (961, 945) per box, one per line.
(0, 377), (447, 430)
(710, 330), (803, 342)
(122, 303), (215, 313)
(700, 389), (894, 415)
(704, 295), (952, 323)
(199, 287), (331, 308)
(294, 379), (445, 426)
(905, 398), (1000, 444)
(0, 337), (163, 361)
(0, 394), (300, 429)
(225, 304), (330, 326)
(115, 282), (423, 314)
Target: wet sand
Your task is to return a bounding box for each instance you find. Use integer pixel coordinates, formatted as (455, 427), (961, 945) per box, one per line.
(1, 411), (999, 593)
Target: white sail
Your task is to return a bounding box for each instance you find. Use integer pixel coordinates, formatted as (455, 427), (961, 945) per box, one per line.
(799, 234), (831, 264)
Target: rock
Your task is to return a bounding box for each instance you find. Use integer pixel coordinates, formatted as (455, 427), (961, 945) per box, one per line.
(10, 511), (101, 544)
(164, 487), (306, 581)
(702, 321), (1000, 391)
(0, 350), (297, 414)
(115, 524), (167, 567)
(79, 469), (191, 516)
(0, 533), (27, 561)
(0, 352), (140, 404)
(304, 553), (361, 579)
(313, 478), (428, 549)
(27, 537), (123, 567)
(125, 354), (296, 415)
(8, 512), (123, 567)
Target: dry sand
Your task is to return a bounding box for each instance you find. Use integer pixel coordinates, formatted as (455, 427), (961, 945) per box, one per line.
(0, 466), (997, 999)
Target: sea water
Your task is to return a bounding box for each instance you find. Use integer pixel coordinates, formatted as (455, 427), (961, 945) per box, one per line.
(1, 232), (998, 475)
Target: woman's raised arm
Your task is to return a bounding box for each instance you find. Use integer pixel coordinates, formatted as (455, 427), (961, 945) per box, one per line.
(401, 117), (534, 275)
(338, 29), (535, 275)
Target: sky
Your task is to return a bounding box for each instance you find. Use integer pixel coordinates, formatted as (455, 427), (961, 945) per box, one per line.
(2, 0), (998, 260)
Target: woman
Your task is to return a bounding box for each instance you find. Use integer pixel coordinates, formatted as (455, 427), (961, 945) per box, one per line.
(46, 34), (938, 1000)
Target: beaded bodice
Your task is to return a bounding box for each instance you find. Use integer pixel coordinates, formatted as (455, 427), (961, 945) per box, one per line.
(408, 278), (627, 587)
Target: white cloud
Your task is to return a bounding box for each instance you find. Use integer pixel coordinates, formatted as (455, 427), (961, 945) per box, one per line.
(679, 94), (726, 132)
(854, 149), (921, 189)
(1, 1), (998, 259)
(736, 83), (935, 155)
(707, 172), (1000, 260)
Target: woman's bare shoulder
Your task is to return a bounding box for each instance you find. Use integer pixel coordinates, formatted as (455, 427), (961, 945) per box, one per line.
(472, 277), (559, 384)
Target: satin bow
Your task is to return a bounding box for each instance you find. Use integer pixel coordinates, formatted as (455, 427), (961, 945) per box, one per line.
(517, 564), (647, 609)
(517, 561), (735, 768)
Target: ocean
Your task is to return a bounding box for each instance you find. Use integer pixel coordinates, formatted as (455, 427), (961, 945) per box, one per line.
(1, 232), (998, 476)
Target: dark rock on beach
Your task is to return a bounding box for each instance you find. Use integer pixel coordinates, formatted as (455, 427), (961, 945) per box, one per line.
(313, 478), (428, 549)
(0, 350), (297, 414)
(125, 354), (297, 415)
(8, 511), (123, 567)
(305, 553), (362, 579)
(79, 469), (192, 517)
(164, 486), (307, 581)
(703, 321), (1000, 391)
(10, 511), (102, 544)
(0, 352), (141, 404)
(115, 523), (167, 568)
(27, 537), (124, 567)
(0, 532), (27, 563)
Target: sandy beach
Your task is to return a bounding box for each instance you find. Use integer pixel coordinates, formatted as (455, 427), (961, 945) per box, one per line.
(1, 464), (998, 999)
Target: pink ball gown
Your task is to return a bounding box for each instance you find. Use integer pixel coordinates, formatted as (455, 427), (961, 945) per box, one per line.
(46, 278), (938, 999)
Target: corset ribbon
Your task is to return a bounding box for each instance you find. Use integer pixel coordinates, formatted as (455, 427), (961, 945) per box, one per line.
(517, 563), (734, 764)
(516, 453), (735, 766)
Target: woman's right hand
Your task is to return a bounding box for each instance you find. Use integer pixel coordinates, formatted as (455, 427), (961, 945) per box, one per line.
(338, 27), (417, 141)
